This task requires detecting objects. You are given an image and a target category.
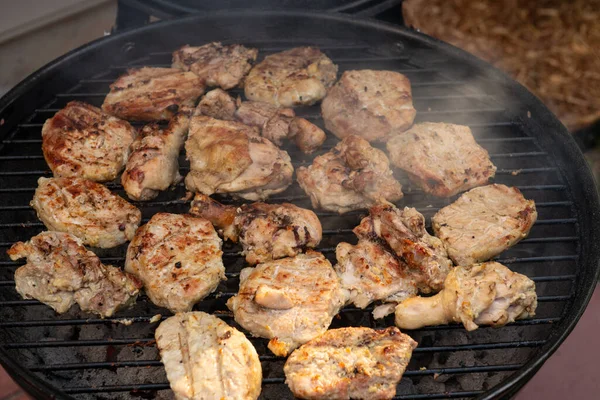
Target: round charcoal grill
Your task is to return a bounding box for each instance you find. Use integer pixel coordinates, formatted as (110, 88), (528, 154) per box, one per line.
(0, 10), (598, 400)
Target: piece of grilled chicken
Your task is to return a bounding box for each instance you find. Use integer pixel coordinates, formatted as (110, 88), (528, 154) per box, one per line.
(42, 101), (137, 182)
(394, 262), (537, 331)
(297, 135), (403, 214)
(8, 231), (141, 317)
(190, 194), (322, 265)
(125, 213), (225, 313)
(227, 251), (347, 357)
(245, 47), (338, 107)
(284, 327), (417, 400)
(432, 184), (537, 266)
(102, 67), (205, 121)
(156, 312), (262, 400)
(31, 177), (141, 248)
(122, 107), (192, 201)
(172, 42), (258, 90)
(354, 204), (453, 294)
(184, 116), (293, 201)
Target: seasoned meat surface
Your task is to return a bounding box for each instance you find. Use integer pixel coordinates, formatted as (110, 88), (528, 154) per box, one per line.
(195, 88), (238, 120)
(125, 213), (225, 313)
(190, 194), (321, 265)
(432, 184), (537, 265)
(31, 177), (141, 248)
(8, 232), (141, 317)
(394, 262), (537, 331)
(235, 100), (295, 146)
(288, 117), (327, 154)
(227, 251), (347, 356)
(354, 204), (453, 293)
(322, 70), (416, 142)
(156, 312), (262, 400)
(335, 240), (418, 308)
(122, 108), (191, 201)
(172, 42), (258, 90)
(284, 327), (417, 400)
(184, 116), (293, 201)
(297, 135), (403, 213)
(102, 67), (205, 121)
(42, 101), (136, 182)
(387, 123), (496, 197)
(245, 47), (338, 107)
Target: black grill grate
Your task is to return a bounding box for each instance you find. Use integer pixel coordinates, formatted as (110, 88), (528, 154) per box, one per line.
(0, 12), (595, 400)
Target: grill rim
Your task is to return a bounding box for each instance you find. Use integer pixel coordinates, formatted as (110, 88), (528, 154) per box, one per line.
(0, 9), (599, 400)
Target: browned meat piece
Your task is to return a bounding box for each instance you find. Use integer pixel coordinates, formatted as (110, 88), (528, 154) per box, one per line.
(297, 135), (403, 213)
(387, 123), (497, 197)
(184, 116), (293, 201)
(8, 232), (141, 317)
(335, 240), (418, 308)
(122, 108), (192, 201)
(195, 88), (238, 120)
(394, 262), (537, 331)
(31, 177), (141, 248)
(102, 67), (205, 121)
(172, 42), (258, 90)
(227, 251), (347, 356)
(284, 327), (417, 400)
(190, 194), (322, 265)
(321, 70), (416, 142)
(288, 117), (326, 154)
(245, 47), (338, 107)
(125, 213), (225, 313)
(432, 184), (537, 265)
(42, 101), (136, 182)
(354, 204), (453, 293)
(235, 100), (295, 145)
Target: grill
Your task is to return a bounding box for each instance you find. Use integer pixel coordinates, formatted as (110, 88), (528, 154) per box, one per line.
(0, 10), (599, 400)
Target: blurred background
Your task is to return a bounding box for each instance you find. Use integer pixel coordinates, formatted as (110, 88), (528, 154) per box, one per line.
(0, 0), (598, 399)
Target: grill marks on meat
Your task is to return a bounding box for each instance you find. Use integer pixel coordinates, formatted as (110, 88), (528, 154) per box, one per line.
(42, 101), (136, 182)
(322, 70), (416, 142)
(125, 213), (225, 313)
(245, 47), (338, 107)
(184, 116), (293, 201)
(190, 194), (322, 265)
(227, 251), (347, 356)
(7, 232), (141, 317)
(432, 184), (537, 265)
(394, 262), (537, 331)
(155, 312), (262, 400)
(297, 135), (403, 213)
(102, 67), (205, 121)
(387, 122), (497, 197)
(172, 42), (258, 90)
(122, 108), (192, 201)
(31, 177), (141, 248)
(284, 327), (417, 400)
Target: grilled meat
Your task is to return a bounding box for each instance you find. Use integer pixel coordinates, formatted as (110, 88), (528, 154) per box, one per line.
(394, 262), (537, 331)
(432, 184), (537, 265)
(227, 251), (347, 356)
(297, 135), (403, 214)
(235, 100), (295, 146)
(190, 194), (322, 265)
(8, 231), (141, 317)
(125, 213), (225, 313)
(284, 327), (417, 400)
(31, 177), (141, 248)
(41, 101), (136, 182)
(321, 70), (416, 142)
(354, 204), (453, 293)
(288, 117), (326, 154)
(172, 42), (258, 90)
(184, 116), (293, 201)
(156, 312), (262, 400)
(122, 108), (192, 201)
(245, 47), (338, 107)
(196, 88), (238, 120)
(102, 67), (205, 121)
(387, 122), (497, 197)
